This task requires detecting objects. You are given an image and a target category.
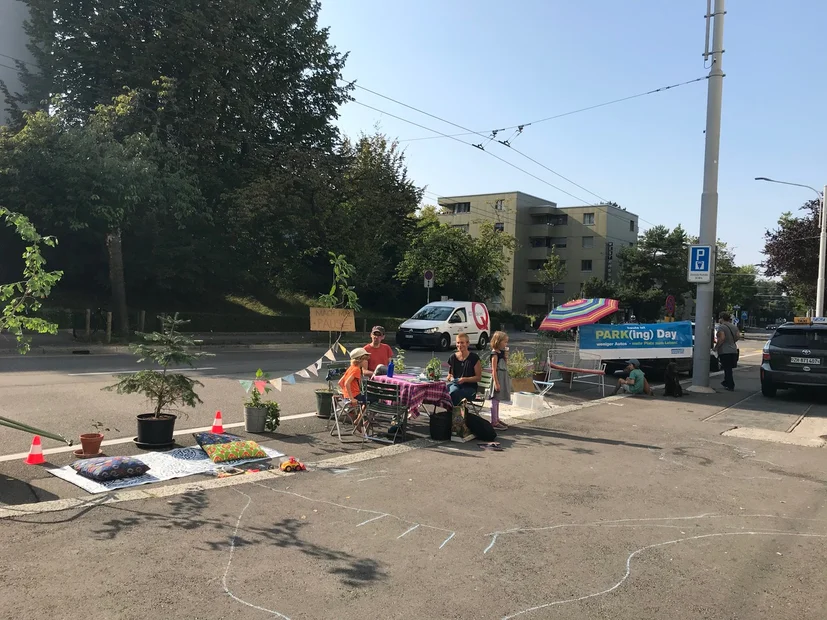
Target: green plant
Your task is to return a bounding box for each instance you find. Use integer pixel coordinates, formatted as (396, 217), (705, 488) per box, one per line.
(0, 208), (64, 354)
(244, 369), (272, 407)
(507, 349), (532, 379)
(317, 252), (361, 311)
(104, 314), (212, 417)
(531, 332), (552, 373)
(425, 357), (442, 381)
(263, 401), (280, 432)
(394, 347), (407, 373)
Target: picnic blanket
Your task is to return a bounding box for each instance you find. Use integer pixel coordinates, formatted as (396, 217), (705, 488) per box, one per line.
(48, 445), (284, 494)
(371, 374), (453, 417)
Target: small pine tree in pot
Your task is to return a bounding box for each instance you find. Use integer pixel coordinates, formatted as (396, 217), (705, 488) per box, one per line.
(104, 314), (212, 448)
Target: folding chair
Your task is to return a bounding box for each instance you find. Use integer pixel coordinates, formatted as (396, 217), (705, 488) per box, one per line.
(532, 350), (556, 397)
(464, 370), (493, 417)
(361, 380), (405, 446)
(324, 361), (353, 440)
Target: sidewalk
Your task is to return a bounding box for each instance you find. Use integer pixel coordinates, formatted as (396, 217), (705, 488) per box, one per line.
(2, 364), (825, 619)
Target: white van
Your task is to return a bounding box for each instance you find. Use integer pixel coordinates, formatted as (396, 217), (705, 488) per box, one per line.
(396, 301), (491, 351)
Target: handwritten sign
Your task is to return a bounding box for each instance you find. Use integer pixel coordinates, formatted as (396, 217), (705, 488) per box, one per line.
(309, 308), (356, 332)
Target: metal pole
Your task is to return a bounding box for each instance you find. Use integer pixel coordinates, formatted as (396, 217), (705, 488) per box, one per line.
(816, 185), (827, 317)
(690, 0), (726, 393)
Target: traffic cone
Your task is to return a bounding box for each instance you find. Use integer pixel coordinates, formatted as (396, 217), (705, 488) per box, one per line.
(24, 435), (46, 465)
(211, 411), (224, 434)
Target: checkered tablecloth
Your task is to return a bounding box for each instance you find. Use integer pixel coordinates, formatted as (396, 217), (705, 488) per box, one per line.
(371, 374), (453, 417)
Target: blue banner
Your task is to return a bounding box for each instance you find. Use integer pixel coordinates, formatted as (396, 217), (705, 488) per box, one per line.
(578, 321), (694, 359)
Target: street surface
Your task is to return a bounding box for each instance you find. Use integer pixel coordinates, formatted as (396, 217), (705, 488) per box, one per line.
(1, 355), (825, 619)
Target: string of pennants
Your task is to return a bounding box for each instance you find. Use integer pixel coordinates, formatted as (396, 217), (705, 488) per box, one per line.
(238, 339), (349, 394)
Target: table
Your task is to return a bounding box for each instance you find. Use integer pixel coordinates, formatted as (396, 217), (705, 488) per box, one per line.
(371, 374), (453, 417)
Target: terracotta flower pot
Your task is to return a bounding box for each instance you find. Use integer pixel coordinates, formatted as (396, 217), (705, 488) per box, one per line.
(79, 433), (104, 455)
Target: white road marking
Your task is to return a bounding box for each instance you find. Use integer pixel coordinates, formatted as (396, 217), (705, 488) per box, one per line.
(67, 367), (217, 376)
(0, 412), (318, 462)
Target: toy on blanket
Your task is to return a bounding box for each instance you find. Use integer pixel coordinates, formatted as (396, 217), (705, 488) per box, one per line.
(279, 456), (306, 472)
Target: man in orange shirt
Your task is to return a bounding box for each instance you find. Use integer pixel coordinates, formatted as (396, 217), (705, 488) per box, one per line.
(364, 325), (393, 377)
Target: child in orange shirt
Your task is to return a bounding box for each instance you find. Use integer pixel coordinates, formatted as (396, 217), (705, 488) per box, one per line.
(338, 347), (371, 406)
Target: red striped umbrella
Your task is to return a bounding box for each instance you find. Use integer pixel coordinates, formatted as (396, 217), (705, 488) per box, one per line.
(539, 298), (620, 332)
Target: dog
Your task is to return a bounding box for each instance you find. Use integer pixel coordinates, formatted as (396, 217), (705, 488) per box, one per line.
(663, 362), (684, 397)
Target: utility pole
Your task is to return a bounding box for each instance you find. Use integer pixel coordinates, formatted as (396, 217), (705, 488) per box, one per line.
(690, 0), (726, 393)
(817, 184), (827, 317)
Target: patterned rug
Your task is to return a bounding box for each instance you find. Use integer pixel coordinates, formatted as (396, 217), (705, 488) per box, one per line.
(48, 445), (284, 494)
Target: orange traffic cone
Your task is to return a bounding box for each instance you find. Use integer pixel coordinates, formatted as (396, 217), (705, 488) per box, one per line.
(24, 435), (46, 465)
(211, 411), (224, 434)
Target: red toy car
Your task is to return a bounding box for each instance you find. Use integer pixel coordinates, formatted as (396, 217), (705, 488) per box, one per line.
(280, 457), (306, 473)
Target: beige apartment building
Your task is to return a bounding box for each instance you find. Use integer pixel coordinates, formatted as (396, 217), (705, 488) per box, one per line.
(437, 191), (639, 315)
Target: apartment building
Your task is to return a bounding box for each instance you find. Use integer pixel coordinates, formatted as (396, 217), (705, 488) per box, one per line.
(437, 191), (639, 315)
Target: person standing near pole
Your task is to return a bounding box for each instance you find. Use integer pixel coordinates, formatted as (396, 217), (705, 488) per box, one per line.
(715, 312), (740, 391)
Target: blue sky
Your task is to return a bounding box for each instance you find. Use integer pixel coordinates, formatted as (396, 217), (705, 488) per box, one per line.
(320, 0), (826, 269)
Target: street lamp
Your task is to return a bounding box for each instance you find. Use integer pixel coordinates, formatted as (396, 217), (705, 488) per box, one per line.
(755, 177), (827, 317)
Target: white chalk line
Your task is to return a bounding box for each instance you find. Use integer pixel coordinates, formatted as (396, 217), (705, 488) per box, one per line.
(501, 530), (827, 620)
(223, 489), (291, 619)
(397, 524), (420, 539)
(252, 482), (457, 545)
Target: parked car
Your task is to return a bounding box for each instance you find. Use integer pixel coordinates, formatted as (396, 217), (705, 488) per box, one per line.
(760, 319), (827, 397)
(396, 301), (490, 351)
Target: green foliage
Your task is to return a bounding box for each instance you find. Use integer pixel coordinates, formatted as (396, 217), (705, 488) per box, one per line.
(0, 208), (63, 353)
(393, 347), (407, 373)
(536, 247), (568, 310)
(263, 401), (281, 432)
(317, 253), (361, 311)
(763, 200), (822, 308)
(104, 314), (212, 416)
(489, 309), (534, 331)
(507, 349), (532, 379)
(397, 221), (517, 301)
(245, 369), (273, 407)
(425, 357), (442, 381)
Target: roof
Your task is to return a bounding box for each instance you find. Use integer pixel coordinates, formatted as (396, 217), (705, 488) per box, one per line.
(437, 191), (553, 203)
(422, 301), (477, 308)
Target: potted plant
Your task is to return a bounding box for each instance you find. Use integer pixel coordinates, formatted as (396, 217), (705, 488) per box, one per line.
(425, 357), (442, 381)
(78, 421), (119, 456)
(508, 349), (534, 393)
(104, 313), (211, 448)
(393, 347), (407, 373)
(244, 369), (280, 433)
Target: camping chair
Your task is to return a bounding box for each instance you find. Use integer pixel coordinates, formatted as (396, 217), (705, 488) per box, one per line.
(324, 361), (353, 440)
(532, 351), (556, 397)
(464, 370), (493, 417)
(361, 380), (405, 446)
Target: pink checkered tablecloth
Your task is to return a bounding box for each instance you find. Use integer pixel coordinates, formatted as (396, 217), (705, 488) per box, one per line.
(371, 374), (453, 417)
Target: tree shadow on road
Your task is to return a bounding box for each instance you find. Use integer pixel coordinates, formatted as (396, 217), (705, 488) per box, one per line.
(91, 490), (212, 540)
(509, 425), (661, 451)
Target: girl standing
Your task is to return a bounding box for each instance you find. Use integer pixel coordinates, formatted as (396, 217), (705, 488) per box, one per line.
(488, 331), (511, 431)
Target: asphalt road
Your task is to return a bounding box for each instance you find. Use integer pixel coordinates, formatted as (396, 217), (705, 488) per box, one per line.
(2, 374), (825, 619)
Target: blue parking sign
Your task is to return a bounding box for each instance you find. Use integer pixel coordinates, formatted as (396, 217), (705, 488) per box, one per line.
(687, 245), (713, 283)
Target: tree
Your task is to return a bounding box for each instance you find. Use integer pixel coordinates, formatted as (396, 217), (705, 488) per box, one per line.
(0, 92), (201, 335)
(0, 208), (63, 353)
(762, 200), (822, 309)
(581, 277), (618, 300)
(397, 221), (517, 301)
(536, 247), (567, 311)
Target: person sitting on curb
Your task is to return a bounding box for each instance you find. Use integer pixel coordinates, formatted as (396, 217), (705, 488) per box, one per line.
(612, 359), (655, 396)
(364, 325), (393, 378)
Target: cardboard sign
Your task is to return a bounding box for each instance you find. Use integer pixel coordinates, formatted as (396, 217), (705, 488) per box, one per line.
(309, 308), (356, 332)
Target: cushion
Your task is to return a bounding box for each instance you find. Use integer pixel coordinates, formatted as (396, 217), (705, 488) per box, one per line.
(192, 432), (244, 449)
(203, 440), (267, 463)
(71, 456), (150, 481)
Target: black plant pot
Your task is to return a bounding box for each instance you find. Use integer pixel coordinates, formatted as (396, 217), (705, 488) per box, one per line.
(135, 413), (177, 449)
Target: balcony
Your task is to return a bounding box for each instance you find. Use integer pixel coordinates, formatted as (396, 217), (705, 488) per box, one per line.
(527, 246), (552, 260)
(528, 205), (558, 215)
(523, 292), (547, 306)
(528, 223), (568, 237)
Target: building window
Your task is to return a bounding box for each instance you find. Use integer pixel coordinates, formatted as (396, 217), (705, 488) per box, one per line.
(530, 237), (567, 248)
(549, 237), (567, 248)
(494, 222), (504, 232)
(583, 212), (595, 226)
(582, 236), (594, 248)
(452, 224), (469, 233)
(453, 202), (471, 214)
(581, 259), (593, 272)
(528, 260), (545, 270)
(550, 214), (568, 226)
(494, 199), (505, 211)
(629, 220), (635, 232)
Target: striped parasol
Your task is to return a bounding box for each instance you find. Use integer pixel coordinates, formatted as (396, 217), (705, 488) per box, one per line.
(539, 298), (620, 332)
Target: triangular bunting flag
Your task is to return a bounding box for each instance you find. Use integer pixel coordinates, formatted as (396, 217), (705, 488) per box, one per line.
(315, 359), (323, 370)
(324, 349), (336, 361)
(283, 374), (296, 385)
(239, 380), (253, 393)
(254, 380), (267, 394)
(269, 378), (282, 391)
(338, 343), (347, 354)
(296, 369), (310, 379)
(306, 363), (318, 377)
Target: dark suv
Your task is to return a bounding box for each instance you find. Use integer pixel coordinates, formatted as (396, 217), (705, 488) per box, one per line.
(760, 321), (827, 397)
